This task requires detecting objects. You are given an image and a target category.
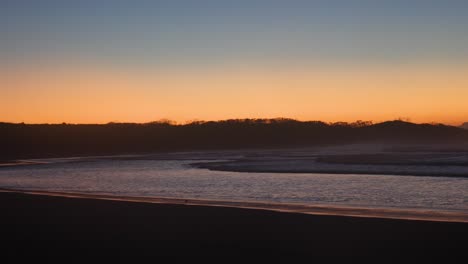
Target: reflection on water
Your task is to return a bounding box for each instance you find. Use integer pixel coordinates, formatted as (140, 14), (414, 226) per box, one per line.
(0, 158), (467, 212)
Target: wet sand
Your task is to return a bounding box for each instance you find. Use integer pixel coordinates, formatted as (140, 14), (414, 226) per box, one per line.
(2, 189), (467, 223)
(1, 190), (467, 258)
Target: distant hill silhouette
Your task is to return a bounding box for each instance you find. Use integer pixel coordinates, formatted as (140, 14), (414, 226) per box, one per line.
(1, 119), (468, 160)
(461, 122), (468, 130)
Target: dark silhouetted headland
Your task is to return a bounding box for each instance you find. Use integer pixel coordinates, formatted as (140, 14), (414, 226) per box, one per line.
(1, 119), (468, 160)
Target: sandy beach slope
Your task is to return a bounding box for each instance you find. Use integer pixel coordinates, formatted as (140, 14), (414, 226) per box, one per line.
(1, 190), (467, 258)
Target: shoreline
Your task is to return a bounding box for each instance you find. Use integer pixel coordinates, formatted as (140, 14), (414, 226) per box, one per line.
(192, 161), (468, 178)
(1, 188), (467, 223)
(0, 160), (49, 168)
(3, 157), (468, 178)
(196, 165), (468, 178)
(3, 148), (468, 178)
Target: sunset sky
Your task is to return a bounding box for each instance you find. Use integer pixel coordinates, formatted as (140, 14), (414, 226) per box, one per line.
(2, 1), (468, 125)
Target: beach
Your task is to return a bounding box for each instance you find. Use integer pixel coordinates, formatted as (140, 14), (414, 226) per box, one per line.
(1, 190), (467, 258)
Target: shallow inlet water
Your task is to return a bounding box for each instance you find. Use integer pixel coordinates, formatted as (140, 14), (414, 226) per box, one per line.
(0, 157), (467, 212)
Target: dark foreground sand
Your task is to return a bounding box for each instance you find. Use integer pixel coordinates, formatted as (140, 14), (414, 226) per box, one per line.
(1, 191), (467, 258)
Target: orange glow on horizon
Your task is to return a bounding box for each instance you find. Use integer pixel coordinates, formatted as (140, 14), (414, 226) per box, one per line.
(2, 62), (468, 126)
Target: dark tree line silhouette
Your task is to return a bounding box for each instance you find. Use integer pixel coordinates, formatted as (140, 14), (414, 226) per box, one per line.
(461, 122), (468, 130)
(1, 118), (467, 160)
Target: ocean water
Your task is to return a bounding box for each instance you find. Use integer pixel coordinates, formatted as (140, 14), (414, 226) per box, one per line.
(0, 158), (467, 212)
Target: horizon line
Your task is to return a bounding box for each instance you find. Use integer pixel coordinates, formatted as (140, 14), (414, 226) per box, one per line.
(1, 118), (465, 127)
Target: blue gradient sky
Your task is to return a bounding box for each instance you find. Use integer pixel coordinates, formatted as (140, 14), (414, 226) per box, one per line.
(2, 1), (468, 124)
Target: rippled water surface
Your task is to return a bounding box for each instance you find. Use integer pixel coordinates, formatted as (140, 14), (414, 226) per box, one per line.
(1, 159), (467, 212)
